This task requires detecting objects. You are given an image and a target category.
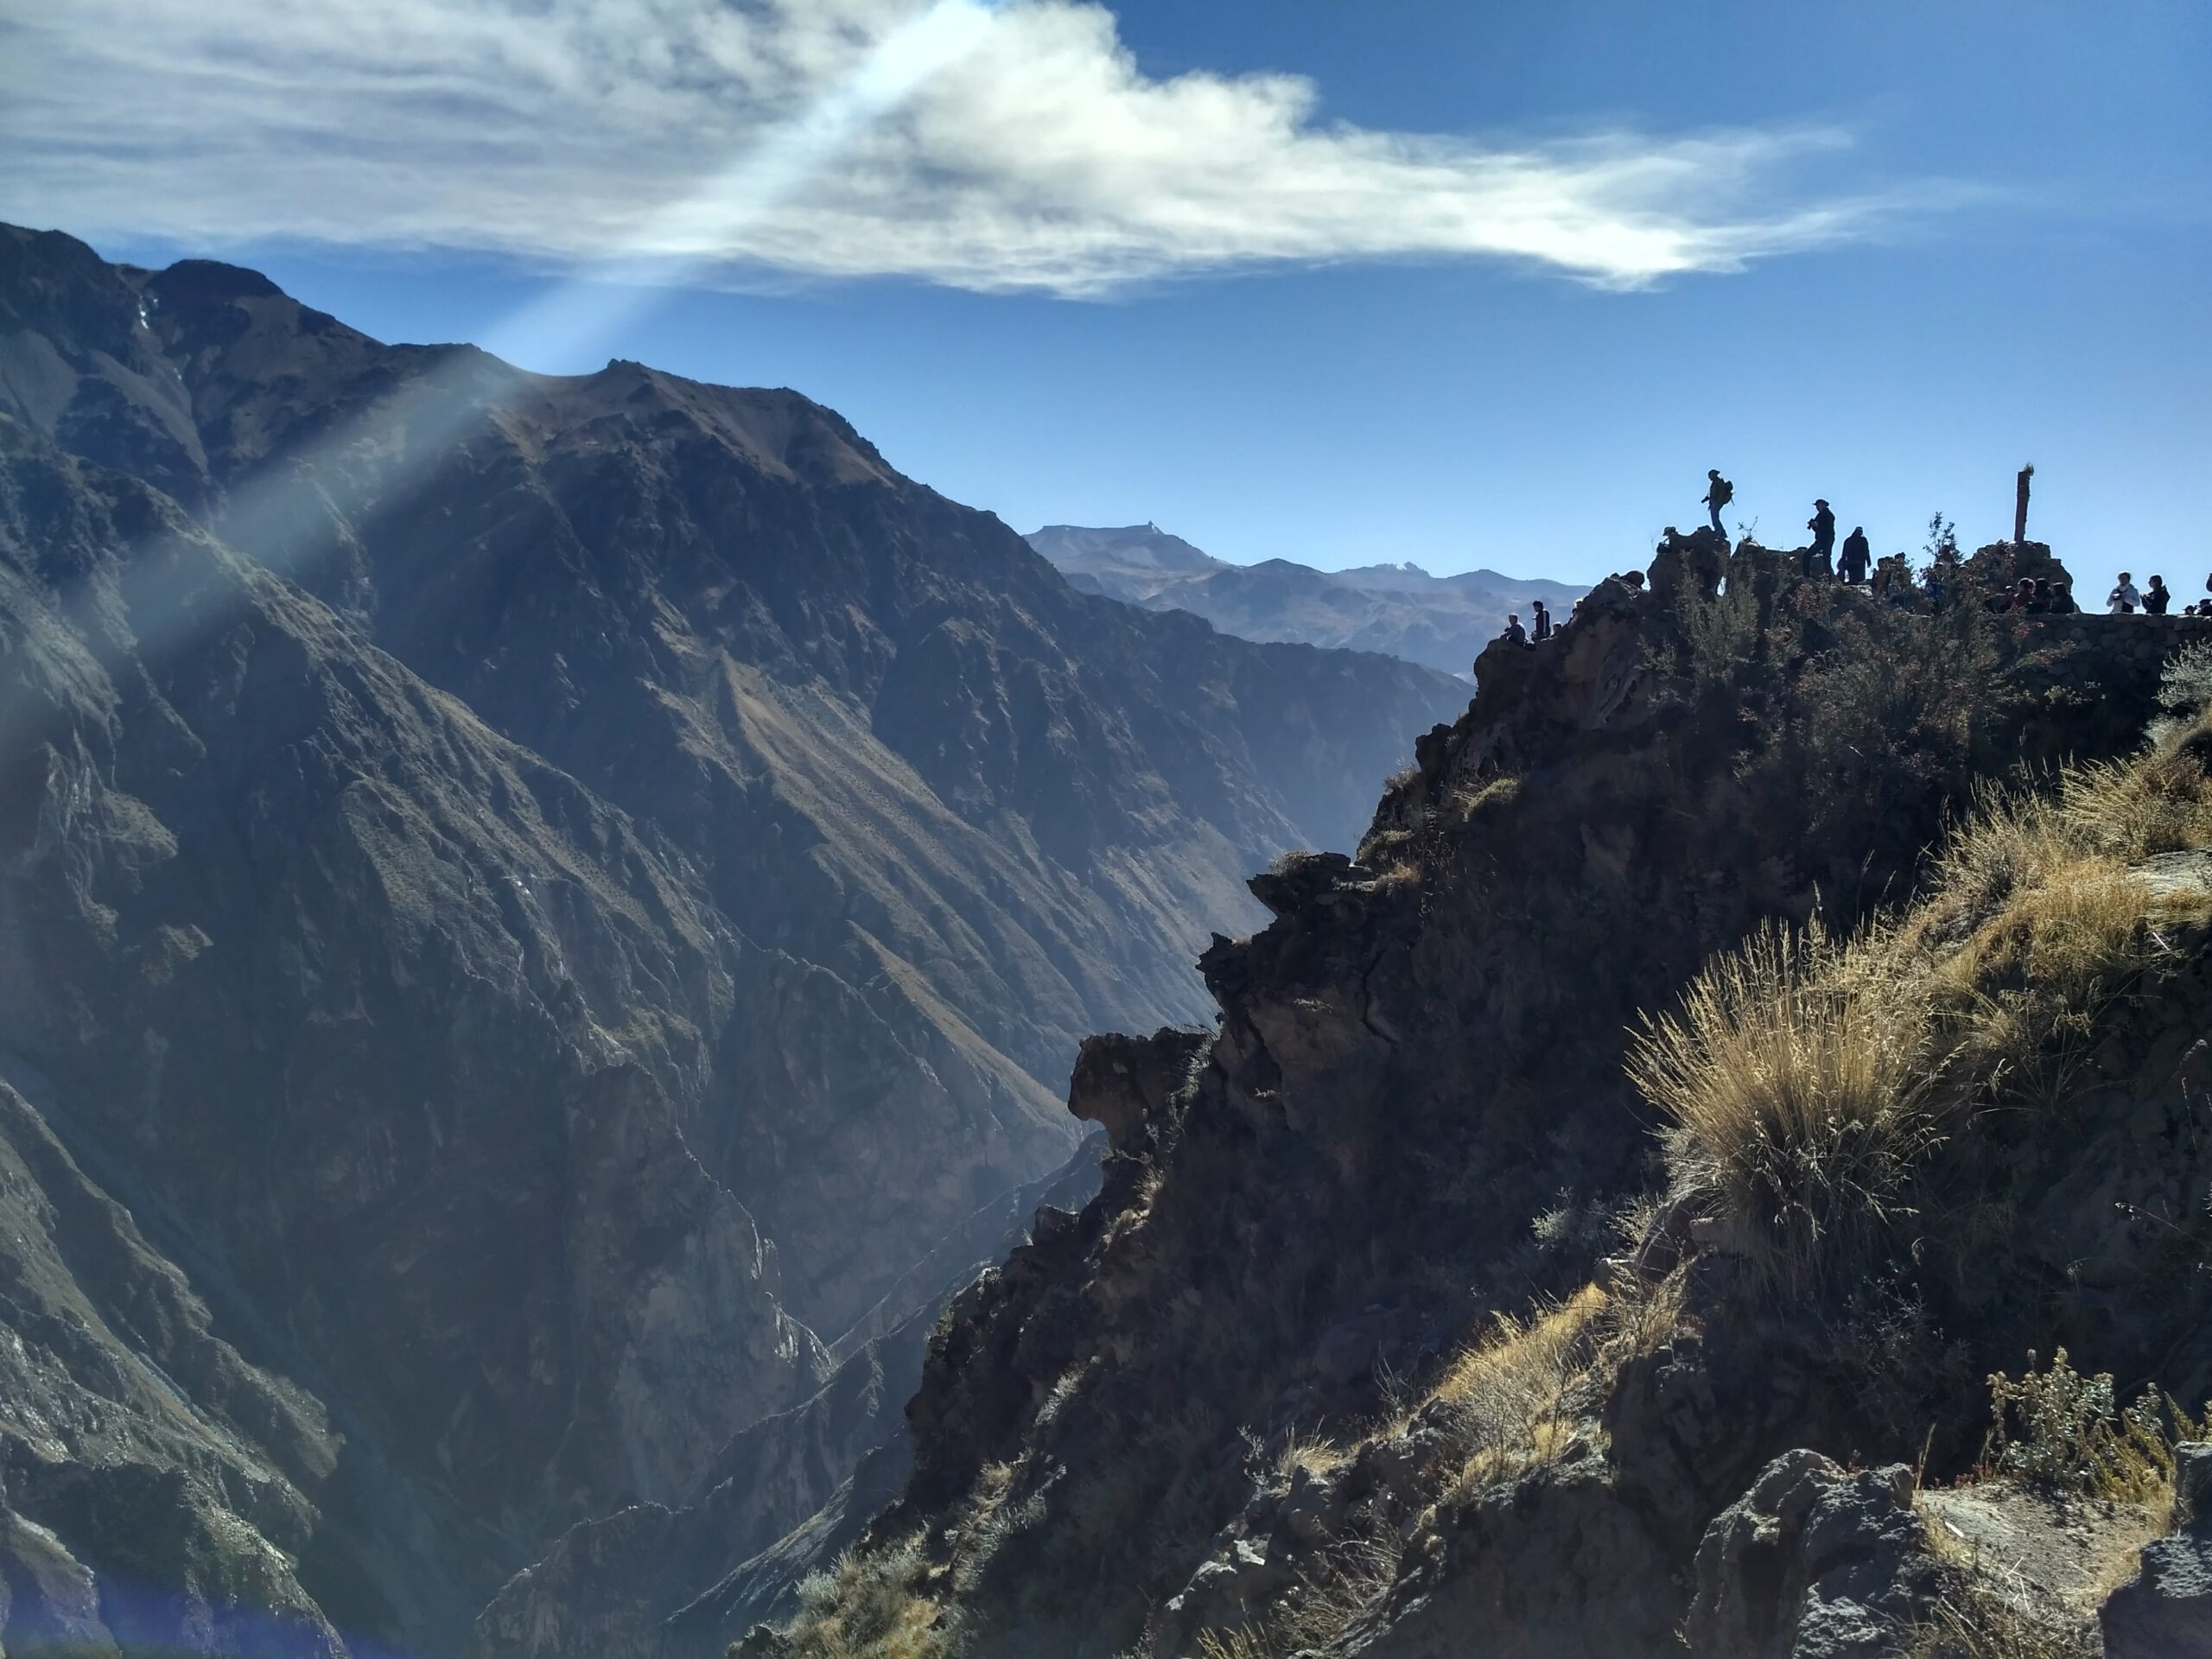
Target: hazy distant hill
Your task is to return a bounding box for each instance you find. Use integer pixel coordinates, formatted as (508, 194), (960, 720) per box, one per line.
(1028, 523), (1585, 677)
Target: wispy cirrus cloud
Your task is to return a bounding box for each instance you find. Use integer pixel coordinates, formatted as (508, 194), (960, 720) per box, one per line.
(0, 0), (1915, 296)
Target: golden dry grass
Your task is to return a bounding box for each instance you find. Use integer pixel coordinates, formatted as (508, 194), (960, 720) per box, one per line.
(1431, 1283), (1609, 1495)
(779, 1537), (958, 1659)
(1630, 715), (2212, 1296)
(1629, 921), (1941, 1294)
(1900, 1587), (2097, 1659)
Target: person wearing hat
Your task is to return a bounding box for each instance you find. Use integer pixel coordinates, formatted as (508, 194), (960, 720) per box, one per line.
(1805, 499), (1836, 578)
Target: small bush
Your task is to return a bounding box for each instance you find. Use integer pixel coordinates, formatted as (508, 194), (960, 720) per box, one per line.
(779, 1537), (958, 1659)
(2145, 640), (2212, 749)
(1980, 1349), (2207, 1505)
(1432, 1283), (1608, 1495)
(1629, 921), (1942, 1295)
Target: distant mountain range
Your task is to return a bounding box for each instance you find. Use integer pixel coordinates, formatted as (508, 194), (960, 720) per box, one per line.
(1028, 524), (1586, 677)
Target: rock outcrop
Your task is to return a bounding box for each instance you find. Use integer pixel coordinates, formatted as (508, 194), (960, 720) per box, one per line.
(2103, 1445), (2212, 1658)
(781, 542), (2212, 1658)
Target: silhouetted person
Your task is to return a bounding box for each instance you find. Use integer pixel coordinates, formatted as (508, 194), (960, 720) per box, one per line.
(1501, 613), (1529, 646)
(2108, 572), (2141, 613)
(2050, 581), (2078, 614)
(2005, 578), (2033, 613)
(1839, 525), (1871, 584)
(2145, 575), (2171, 614)
(1702, 469), (1733, 536)
(2028, 578), (2052, 614)
(1805, 499), (1836, 578)
(1531, 599), (1553, 642)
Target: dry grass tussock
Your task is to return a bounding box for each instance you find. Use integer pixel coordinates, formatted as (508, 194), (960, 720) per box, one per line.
(1429, 1281), (1609, 1497)
(1195, 1276), (1687, 1659)
(1900, 1586), (2097, 1659)
(1630, 920), (1938, 1296)
(777, 1536), (957, 1659)
(1413, 1272), (1688, 1503)
(1632, 717), (2212, 1296)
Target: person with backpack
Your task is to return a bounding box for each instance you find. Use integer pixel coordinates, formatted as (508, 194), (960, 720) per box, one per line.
(1839, 525), (1872, 584)
(1702, 469), (1733, 536)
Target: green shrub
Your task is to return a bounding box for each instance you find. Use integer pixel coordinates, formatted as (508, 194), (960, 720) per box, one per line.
(1980, 1349), (2208, 1504)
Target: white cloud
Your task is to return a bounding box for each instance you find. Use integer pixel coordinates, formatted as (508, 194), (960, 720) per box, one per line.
(0, 0), (1904, 296)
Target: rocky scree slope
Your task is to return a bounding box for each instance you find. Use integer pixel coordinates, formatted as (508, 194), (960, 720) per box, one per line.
(766, 533), (2212, 1657)
(0, 221), (1464, 1656)
(1029, 523), (1583, 679)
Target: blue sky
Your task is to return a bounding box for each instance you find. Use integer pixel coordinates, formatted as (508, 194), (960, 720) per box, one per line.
(5, 1), (2205, 588)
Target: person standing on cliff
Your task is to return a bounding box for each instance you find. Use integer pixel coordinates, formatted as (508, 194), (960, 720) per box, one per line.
(1702, 469), (1733, 536)
(2145, 575), (2172, 614)
(1838, 525), (1871, 585)
(1805, 500), (1836, 578)
(1531, 599), (1553, 642)
(2108, 572), (2141, 613)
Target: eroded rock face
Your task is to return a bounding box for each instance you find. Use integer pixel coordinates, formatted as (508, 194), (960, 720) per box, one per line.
(1350, 1459), (1680, 1659)
(2102, 1444), (2212, 1659)
(1687, 1452), (1939, 1659)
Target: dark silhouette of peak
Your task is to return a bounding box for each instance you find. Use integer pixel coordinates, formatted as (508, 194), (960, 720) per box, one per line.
(147, 254), (285, 301)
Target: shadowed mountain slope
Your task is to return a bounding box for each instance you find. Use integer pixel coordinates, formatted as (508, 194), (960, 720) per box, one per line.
(0, 223), (1468, 1654)
(768, 538), (2212, 1658)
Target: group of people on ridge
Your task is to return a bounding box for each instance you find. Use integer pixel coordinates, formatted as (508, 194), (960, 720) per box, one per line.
(1491, 467), (2212, 655)
(2101, 572), (2212, 615)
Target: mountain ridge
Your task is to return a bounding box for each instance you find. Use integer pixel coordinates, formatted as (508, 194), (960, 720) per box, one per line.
(1027, 521), (1583, 677)
(0, 221), (1470, 1654)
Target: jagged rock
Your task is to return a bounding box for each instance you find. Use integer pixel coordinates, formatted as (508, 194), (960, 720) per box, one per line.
(2101, 1533), (2212, 1659)
(1156, 1535), (1294, 1656)
(2178, 1442), (2212, 1523)
(1347, 1461), (1680, 1658)
(2101, 1440), (2212, 1659)
(1648, 526), (1727, 605)
(1686, 1452), (1939, 1659)
(1249, 851), (1363, 918)
(1069, 1029), (1210, 1156)
(1312, 1308), (1433, 1389)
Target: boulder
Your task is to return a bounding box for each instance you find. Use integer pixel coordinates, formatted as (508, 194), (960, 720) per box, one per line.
(2101, 1441), (2212, 1659)
(1687, 1452), (1940, 1658)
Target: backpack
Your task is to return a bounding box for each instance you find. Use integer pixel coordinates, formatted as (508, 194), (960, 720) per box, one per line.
(1710, 476), (1734, 506)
